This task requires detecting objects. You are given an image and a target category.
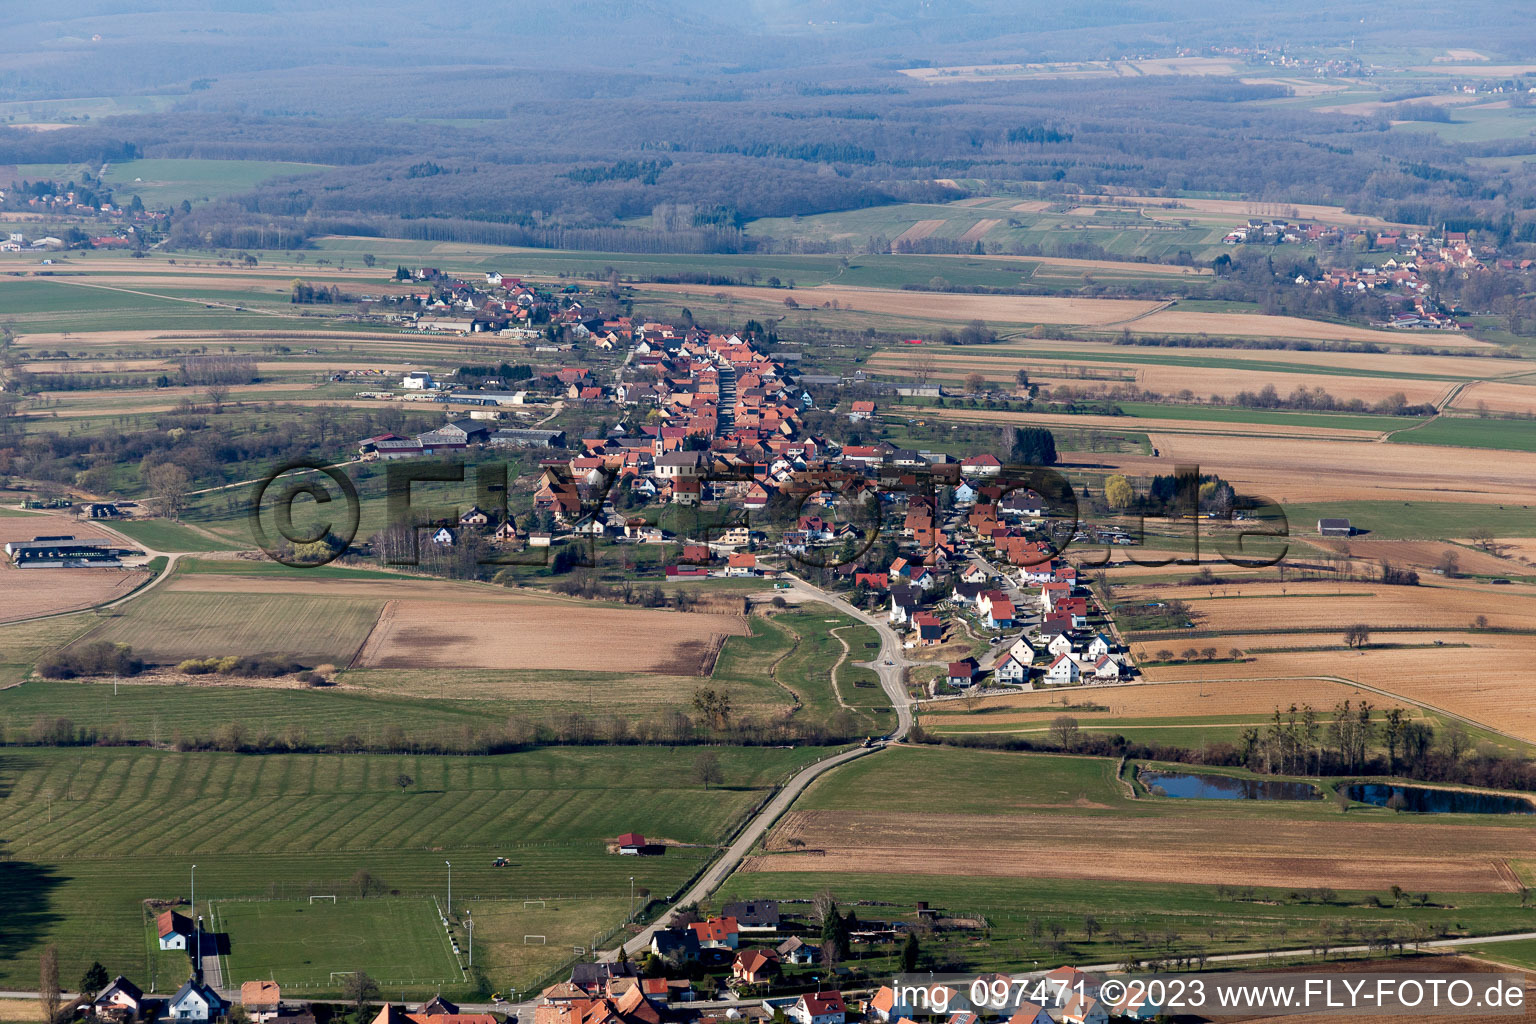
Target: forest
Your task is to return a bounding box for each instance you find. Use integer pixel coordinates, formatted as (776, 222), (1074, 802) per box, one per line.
(6, 2), (1536, 253)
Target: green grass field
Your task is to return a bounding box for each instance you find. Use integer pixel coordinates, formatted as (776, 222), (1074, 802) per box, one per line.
(1283, 501), (1536, 541)
(213, 897), (459, 990)
(1114, 402), (1425, 432)
(0, 744), (823, 995)
(111, 519), (244, 552)
(15, 158), (328, 208)
(77, 589), (384, 664)
(1462, 937), (1536, 970)
(1390, 416), (1536, 452)
(720, 746), (1536, 973)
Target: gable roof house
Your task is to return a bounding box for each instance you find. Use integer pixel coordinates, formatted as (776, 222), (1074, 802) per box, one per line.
(776, 935), (819, 965)
(721, 900), (779, 930)
(689, 916), (740, 949)
(168, 978), (228, 1022)
(650, 928), (701, 963)
(913, 611), (944, 645)
(93, 976), (145, 1020)
(730, 948), (781, 986)
(242, 982), (282, 1023)
(157, 910), (193, 950)
(788, 992), (846, 1024)
(992, 653), (1030, 687)
(947, 658), (977, 688)
(1044, 653), (1081, 687)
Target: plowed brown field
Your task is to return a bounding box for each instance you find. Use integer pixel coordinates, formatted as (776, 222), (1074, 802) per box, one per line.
(750, 809), (1531, 891)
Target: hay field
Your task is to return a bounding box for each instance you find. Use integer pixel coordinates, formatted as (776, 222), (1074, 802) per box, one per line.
(150, 573), (750, 675)
(1128, 309), (1485, 346)
(919, 406), (1385, 441)
(959, 218), (1002, 242)
(868, 352), (1456, 407)
(751, 808), (1529, 891)
(1123, 579), (1536, 633)
(1139, 432), (1536, 503)
(643, 283), (1164, 325)
(1449, 380), (1536, 415)
(80, 587), (386, 664)
(648, 282), (1447, 342)
(921, 678), (1410, 731)
(355, 596), (748, 674)
(1315, 539), (1530, 576)
(891, 219), (946, 245)
(1060, 193), (1415, 229)
(1129, 630), (1536, 743)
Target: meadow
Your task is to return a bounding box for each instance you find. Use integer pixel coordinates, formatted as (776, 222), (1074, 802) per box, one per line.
(720, 747), (1536, 974)
(0, 744), (824, 995)
(16, 158), (328, 208)
(77, 587), (386, 664)
(212, 897), (459, 992)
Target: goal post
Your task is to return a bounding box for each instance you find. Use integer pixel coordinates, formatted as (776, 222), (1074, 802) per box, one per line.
(523, 935), (547, 945)
(522, 899), (547, 909)
(330, 972), (359, 983)
(310, 895), (337, 904)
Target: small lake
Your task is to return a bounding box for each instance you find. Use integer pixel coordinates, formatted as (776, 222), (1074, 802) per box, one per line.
(1142, 770), (1319, 801)
(1345, 783), (1536, 815)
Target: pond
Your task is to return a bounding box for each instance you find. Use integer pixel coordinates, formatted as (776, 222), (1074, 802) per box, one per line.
(1345, 783), (1536, 815)
(1141, 770), (1319, 801)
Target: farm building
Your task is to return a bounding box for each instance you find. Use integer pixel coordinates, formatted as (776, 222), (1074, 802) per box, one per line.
(1318, 517), (1354, 537)
(616, 832), (647, 855)
(157, 909), (193, 950)
(490, 428), (567, 448)
(6, 535), (134, 567)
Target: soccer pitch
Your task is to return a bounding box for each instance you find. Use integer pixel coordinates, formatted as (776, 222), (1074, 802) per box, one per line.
(211, 897), (461, 991)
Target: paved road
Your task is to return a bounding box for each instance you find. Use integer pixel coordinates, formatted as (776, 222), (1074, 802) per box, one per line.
(780, 575), (915, 739)
(597, 576), (914, 964)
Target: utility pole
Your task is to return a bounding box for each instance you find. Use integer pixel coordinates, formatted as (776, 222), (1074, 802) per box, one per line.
(629, 876), (635, 923)
(467, 917), (473, 967)
(191, 863), (197, 918)
(445, 860), (451, 918)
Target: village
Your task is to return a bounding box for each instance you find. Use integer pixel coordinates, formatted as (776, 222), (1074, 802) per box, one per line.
(336, 304), (1132, 695)
(77, 899), (1152, 1024)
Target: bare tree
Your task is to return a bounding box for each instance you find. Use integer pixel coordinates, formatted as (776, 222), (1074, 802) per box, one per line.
(395, 773), (414, 793)
(146, 463), (192, 520)
(39, 944), (60, 1024)
(343, 971), (379, 1023)
(1343, 624), (1371, 650)
(205, 383), (230, 414)
(1049, 715), (1080, 750)
(693, 750), (723, 790)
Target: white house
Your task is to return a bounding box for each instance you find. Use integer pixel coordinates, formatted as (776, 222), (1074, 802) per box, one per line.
(93, 976), (145, 1019)
(402, 371), (434, 390)
(1090, 655), (1122, 682)
(992, 653), (1030, 686)
(430, 526), (456, 546)
(1060, 994), (1107, 1024)
(157, 910), (192, 951)
(167, 979), (227, 1022)
(1043, 653), (1081, 686)
(1007, 637), (1038, 667)
(788, 991), (846, 1024)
